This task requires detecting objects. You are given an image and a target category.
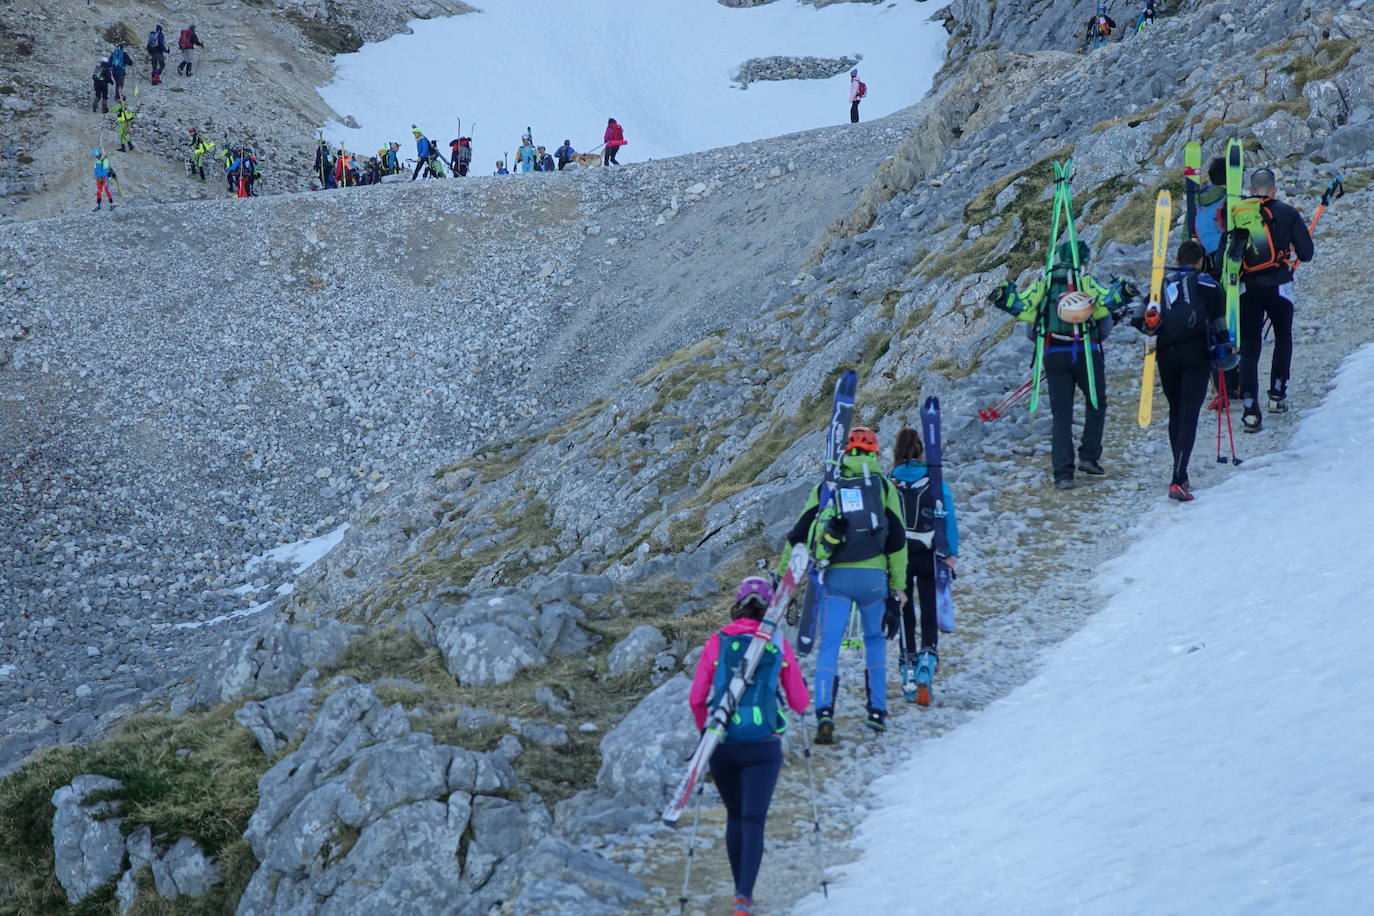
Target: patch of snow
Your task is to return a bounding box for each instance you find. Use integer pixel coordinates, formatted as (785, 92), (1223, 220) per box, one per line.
(797, 343), (1374, 914)
(320, 0), (948, 163)
(0, 664), (16, 679)
(244, 523), (350, 576)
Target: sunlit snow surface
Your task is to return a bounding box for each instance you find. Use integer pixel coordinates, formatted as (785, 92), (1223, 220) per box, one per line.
(796, 344), (1374, 914)
(319, 0), (948, 165)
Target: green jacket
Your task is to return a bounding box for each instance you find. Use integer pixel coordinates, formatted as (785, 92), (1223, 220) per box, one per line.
(778, 452), (908, 591)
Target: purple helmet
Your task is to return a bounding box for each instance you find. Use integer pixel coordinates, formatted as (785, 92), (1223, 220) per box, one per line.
(734, 576), (772, 607)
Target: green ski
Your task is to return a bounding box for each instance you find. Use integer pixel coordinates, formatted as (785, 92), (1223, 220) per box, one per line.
(1030, 161), (1069, 414)
(1057, 160), (1099, 410)
(1222, 139), (1244, 344)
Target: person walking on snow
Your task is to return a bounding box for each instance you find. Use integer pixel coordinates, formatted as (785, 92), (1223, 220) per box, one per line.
(1131, 239), (1232, 501)
(848, 68), (866, 123)
(113, 100), (136, 152)
(555, 139), (576, 170)
(1236, 167), (1314, 432)
(688, 575), (809, 916)
(92, 149), (116, 211)
(108, 43), (131, 100)
(989, 240), (1136, 489)
(602, 118), (626, 165)
(92, 59), (113, 113)
(177, 24), (203, 76)
(889, 427), (958, 706)
(147, 25), (168, 84)
(779, 426), (907, 742)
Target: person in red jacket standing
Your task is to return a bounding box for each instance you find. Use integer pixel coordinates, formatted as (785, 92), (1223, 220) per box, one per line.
(602, 117), (626, 166)
(177, 24), (203, 76)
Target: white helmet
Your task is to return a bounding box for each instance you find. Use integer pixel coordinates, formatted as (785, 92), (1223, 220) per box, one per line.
(1057, 290), (1094, 324)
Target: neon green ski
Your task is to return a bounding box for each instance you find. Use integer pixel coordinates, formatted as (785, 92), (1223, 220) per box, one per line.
(1030, 161), (1069, 414)
(1223, 138), (1244, 344)
(1057, 161), (1098, 410)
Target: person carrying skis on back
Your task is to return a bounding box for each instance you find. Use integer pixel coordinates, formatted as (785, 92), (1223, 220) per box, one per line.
(92, 148), (116, 211)
(449, 136), (472, 177)
(779, 426), (907, 742)
(1235, 168), (1314, 432)
(517, 137), (536, 173)
(177, 25), (203, 76)
(989, 240), (1136, 489)
(890, 427), (958, 706)
(689, 575), (809, 916)
(555, 139), (576, 170)
(147, 25), (168, 84)
(848, 68), (866, 123)
(1132, 239), (1233, 501)
(109, 43), (131, 100)
(113, 100), (136, 152)
(1191, 157), (1228, 270)
(92, 58), (113, 113)
(602, 118), (626, 165)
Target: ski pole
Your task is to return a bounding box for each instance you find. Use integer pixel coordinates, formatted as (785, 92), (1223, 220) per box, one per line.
(1216, 371), (1241, 466)
(799, 708), (830, 899)
(979, 377), (1034, 421)
(677, 782), (706, 915)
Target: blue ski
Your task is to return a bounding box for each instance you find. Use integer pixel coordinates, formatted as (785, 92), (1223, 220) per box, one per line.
(795, 369), (858, 656)
(921, 397), (955, 634)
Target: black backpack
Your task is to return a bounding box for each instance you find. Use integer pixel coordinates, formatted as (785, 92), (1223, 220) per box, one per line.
(826, 468), (890, 565)
(1155, 269), (1212, 349)
(893, 474), (935, 553)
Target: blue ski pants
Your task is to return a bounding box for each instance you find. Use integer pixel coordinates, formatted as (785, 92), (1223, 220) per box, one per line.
(814, 566), (889, 713)
(709, 738), (783, 899)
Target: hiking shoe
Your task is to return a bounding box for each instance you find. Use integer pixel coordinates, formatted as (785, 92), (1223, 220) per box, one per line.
(1054, 477), (1075, 490)
(1242, 406), (1263, 433)
(814, 710), (835, 745)
(865, 709), (887, 733)
(1077, 460), (1106, 476)
(732, 896), (754, 916)
(1168, 483), (1195, 502)
(1268, 388), (1289, 413)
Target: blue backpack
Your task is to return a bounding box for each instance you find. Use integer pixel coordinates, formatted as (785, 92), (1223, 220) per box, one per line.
(708, 630), (785, 742)
(93, 158), (110, 179)
(1195, 186), (1225, 257)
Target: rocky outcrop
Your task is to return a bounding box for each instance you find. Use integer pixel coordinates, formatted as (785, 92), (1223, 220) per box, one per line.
(596, 675), (696, 808)
(733, 55), (860, 87)
(51, 775), (125, 903)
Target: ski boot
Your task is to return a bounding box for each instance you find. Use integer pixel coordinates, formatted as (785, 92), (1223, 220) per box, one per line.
(814, 708), (835, 745)
(1242, 404), (1263, 433)
(731, 895), (754, 915)
(865, 708), (887, 733)
(1268, 385), (1289, 413)
(914, 649), (938, 707)
(899, 653), (919, 704)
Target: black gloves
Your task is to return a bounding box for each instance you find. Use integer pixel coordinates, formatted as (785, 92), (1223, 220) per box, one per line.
(987, 281), (1018, 315)
(881, 595), (902, 641)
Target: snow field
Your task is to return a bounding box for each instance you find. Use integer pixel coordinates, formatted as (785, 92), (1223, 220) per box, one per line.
(319, 0), (948, 164)
(795, 343), (1374, 914)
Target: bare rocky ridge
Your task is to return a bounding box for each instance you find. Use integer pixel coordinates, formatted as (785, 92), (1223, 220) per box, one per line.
(3, 0), (1374, 912)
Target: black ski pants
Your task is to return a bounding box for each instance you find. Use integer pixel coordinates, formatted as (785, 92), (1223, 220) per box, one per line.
(850, 100), (860, 123)
(112, 69), (126, 98)
(151, 50), (166, 77)
(1156, 346), (1210, 485)
(1045, 343), (1106, 481)
(411, 158), (429, 180)
(901, 553), (938, 654)
(708, 738), (783, 900)
(602, 145), (620, 166)
(1239, 283), (1294, 403)
(92, 83), (109, 111)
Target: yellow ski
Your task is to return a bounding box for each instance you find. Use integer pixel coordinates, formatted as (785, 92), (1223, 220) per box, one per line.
(1138, 190), (1172, 427)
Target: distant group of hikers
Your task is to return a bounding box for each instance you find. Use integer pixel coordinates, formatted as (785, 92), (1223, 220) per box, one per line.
(1085, 0), (1159, 49)
(311, 118), (630, 188)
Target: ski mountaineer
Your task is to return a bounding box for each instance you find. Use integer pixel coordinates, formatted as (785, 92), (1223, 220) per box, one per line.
(449, 136), (472, 177)
(147, 25), (168, 84)
(989, 241), (1136, 489)
(313, 139), (334, 188)
(177, 25), (203, 76)
(778, 426), (908, 741)
(889, 427), (958, 704)
(411, 127), (433, 180)
(1087, 3), (1117, 49)
(1132, 240), (1230, 501)
(92, 59), (113, 113)
(534, 146), (556, 172)
(1235, 167), (1314, 432)
(113, 100), (136, 152)
(108, 43), (130, 100)
(848, 68), (866, 123)
(381, 142), (401, 176)
(555, 139), (575, 170)
(688, 576), (810, 916)
(602, 118), (626, 165)
(92, 149), (116, 211)
(495, 161), (509, 175)
(517, 138), (536, 173)
(1192, 157), (1228, 269)
(1135, 0), (1157, 32)
(189, 129), (214, 182)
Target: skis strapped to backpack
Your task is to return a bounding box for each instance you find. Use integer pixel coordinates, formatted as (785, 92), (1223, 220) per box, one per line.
(921, 397), (954, 633)
(1030, 161), (1069, 414)
(1183, 141), (1202, 240)
(1057, 161), (1100, 410)
(795, 370), (857, 656)
(662, 545), (810, 825)
(1222, 139), (1244, 345)
(1138, 190), (1172, 428)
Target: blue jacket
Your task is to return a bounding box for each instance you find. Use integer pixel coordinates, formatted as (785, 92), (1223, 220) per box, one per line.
(416, 136), (430, 158)
(890, 460), (959, 557)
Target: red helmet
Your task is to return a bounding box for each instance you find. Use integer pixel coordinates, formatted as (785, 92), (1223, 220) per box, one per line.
(845, 427), (879, 454)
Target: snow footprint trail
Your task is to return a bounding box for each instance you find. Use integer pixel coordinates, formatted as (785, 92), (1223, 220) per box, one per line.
(793, 341), (1374, 915)
(625, 194), (1374, 916)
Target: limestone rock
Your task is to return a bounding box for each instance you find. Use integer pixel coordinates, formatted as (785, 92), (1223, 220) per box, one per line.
(438, 620), (546, 686)
(606, 625), (669, 677)
(596, 674), (696, 807)
(51, 775), (125, 903)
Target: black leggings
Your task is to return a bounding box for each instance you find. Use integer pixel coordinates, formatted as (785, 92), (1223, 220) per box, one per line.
(1157, 348), (1210, 485)
(1239, 284), (1294, 402)
(708, 739), (783, 900)
(603, 145), (619, 165)
(901, 557), (938, 653)
(850, 100), (860, 123)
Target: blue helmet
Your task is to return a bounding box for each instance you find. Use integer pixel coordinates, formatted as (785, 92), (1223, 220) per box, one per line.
(92, 148), (102, 158)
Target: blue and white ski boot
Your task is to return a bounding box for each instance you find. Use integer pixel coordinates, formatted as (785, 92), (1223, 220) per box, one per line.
(900, 654), (919, 704)
(915, 649), (938, 707)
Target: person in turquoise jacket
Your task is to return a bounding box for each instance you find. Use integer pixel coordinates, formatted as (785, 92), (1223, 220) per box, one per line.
(889, 427), (958, 706)
(779, 426), (907, 742)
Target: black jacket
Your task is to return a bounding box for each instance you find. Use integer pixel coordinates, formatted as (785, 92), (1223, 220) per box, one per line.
(1134, 267), (1225, 355)
(1245, 197), (1314, 288)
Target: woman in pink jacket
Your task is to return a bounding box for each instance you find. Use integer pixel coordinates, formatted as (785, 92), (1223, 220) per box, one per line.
(849, 68), (864, 123)
(602, 117), (626, 165)
(689, 576), (810, 916)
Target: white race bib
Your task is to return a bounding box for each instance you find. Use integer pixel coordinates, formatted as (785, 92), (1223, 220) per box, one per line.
(839, 488), (865, 514)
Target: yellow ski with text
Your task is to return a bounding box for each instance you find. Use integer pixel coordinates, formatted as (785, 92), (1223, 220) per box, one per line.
(1138, 190), (1172, 427)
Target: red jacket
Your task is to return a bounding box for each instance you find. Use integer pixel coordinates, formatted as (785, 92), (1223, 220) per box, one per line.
(689, 618), (809, 730)
(604, 123), (626, 147)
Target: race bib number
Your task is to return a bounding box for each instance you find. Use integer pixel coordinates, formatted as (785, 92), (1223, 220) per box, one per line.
(839, 488), (864, 514)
